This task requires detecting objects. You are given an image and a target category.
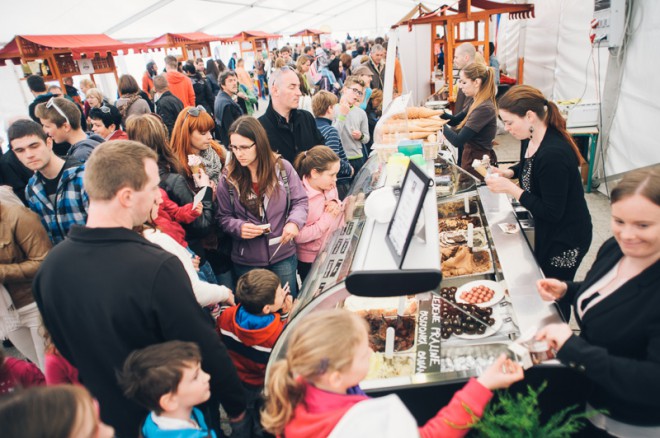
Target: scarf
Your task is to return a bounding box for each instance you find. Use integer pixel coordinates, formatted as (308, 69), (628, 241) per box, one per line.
(199, 148), (223, 185)
(118, 93), (142, 121)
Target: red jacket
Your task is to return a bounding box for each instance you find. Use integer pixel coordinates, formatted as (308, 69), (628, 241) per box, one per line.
(142, 71), (155, 97)
(45, 352), (80, 385)
(154, 188), (200, 247)
(0, 357), (45, 394)
(107, 130), (128, 141)
(217, 305), (286, 386)
(284, 379), (492, 438)
(166, 71), (195, 107)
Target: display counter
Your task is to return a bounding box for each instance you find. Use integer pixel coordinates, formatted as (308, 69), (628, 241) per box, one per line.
(266, 155), (562, 392)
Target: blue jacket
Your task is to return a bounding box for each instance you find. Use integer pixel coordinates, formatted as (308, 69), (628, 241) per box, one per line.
(216, 158), (308, 267)
(25, 161), (88, 244)
(315, 117), (353, 182)
(142, 408), (217, 438)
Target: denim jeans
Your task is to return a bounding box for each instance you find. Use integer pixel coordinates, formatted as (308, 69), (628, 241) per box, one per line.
(258, 74), (268, 98)
(233, 254), (298, 298)
(186, 246), (218, 284)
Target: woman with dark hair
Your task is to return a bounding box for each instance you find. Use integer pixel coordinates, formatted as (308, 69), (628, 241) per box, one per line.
(442, 62), (497, 175)
(486, 84), (592, 290)
(126, 114), (219, 274)
(206, 59), (221, 96)
(0, 385), (115, 438)
(340, 53), (353, 80)
(536, 166), (660, 437)
(182, 63), (215, 115)
(115, 74), (151, 126)
(216, 116), (308, 297)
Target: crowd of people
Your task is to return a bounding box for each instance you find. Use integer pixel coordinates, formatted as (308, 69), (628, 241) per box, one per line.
(0, 33), (658, 438)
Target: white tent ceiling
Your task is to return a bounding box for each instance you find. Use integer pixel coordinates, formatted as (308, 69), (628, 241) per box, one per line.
(1, 0), (448, 43)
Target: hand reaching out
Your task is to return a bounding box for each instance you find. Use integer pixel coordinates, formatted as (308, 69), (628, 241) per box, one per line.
(477, 354), (524, 390)
(536, 278), (568, 302)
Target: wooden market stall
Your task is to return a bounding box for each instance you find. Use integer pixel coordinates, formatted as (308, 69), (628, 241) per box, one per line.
(0, 34), (146, 90)
(144, 32), (223, 61)
(399, 0), (534, 102)
(226, 30), (282, 59)
(290, 29), (329, 46)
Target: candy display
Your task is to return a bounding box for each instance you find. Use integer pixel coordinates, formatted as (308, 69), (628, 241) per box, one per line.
(441, 355), (498, 373)
(364, 314), (416, 352)
(438, 287), (495, 339)
(344, 296), (418, 317)
(366, 353), (415, 380)
(439, 228), (487, 248)
(437, 200), (479, 218)
(459, 285), (496, 304)
(440, 246), (492, 277)
(438, 217), (481, 232)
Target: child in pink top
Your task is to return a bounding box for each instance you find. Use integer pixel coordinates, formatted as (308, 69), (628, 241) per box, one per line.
(262, 309), (524, 438)
(293, 146), (344, 282)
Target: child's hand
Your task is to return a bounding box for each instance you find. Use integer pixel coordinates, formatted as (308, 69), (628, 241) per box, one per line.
(351, 129), (362, 140)
(281, 294), (293, 314)
(338, 101), (351, 116)
(324, 200), (342, 216)
(191, 255), (201, 271)
(477, 354), (524, 390)
(193, 201), (204, 215)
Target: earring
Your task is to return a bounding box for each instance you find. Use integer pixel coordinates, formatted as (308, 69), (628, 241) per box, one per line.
(529, 125), (534, 139)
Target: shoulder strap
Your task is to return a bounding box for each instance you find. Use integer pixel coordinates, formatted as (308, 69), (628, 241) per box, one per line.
(226, 176), (236, 215)
(278, 159), (290, 217)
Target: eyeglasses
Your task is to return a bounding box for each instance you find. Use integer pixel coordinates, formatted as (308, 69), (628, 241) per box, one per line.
(229, 143), (255, 152)
(46, 97), (71, 126)
(347, 87), (364, 97)
(182, 105), (207, 124)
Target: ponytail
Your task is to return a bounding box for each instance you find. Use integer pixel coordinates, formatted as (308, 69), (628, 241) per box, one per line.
(261, 360), (306, 435)
(458, 63), (497, 130)
(293, 145), (340, 179)
(262, 309), (369, 434)
(499, 85), (585, 166)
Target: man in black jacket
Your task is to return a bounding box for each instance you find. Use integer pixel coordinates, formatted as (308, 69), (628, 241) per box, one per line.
(258, 67), (324, 163)
(213, 71), (243, 147)
(33, 141), (246, 438)
(153, 74), (184, 136)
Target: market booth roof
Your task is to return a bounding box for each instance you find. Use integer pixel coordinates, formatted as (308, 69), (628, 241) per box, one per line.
(400, 0), (534, 26)
(0, 34), (147, 65)
(290, 29), (329, 37)
(144, 32), (225, 48)
(225, 30), (283, 42)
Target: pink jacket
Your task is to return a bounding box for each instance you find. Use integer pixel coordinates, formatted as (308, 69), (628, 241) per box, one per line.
(284, 378), (493, 438)
(295, 177), (343, 263)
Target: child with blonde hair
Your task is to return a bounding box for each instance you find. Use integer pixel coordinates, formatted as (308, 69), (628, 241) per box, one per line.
(262, 309), (524, 437)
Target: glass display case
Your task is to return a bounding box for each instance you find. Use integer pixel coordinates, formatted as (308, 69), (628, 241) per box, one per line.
(266, 155), (562, 392)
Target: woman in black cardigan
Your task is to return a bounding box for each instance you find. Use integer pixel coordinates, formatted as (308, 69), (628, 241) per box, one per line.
(536, 167), (660, 437)
(486, 85), (592, 284)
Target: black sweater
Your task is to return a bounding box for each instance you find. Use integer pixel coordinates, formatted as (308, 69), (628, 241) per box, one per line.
(34, 226), (246, 438)
(510, 127), (592, 265)
(258, 102), (325, 163)
(558, 237), (660, 426)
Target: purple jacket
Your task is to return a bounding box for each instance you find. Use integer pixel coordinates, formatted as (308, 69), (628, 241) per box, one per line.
(216, 158), (308, 266)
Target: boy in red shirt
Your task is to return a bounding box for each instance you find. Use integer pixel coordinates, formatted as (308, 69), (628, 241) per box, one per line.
(216, 269), (293, 437)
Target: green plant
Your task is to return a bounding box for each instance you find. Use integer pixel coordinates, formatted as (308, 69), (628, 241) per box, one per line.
(462, 382), (600, 438)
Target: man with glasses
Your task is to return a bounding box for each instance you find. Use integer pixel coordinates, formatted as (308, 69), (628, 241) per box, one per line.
(35, 97), (104, 162)
(89, 105), (128, 141)
(333, 76), (370, 176)
(213, 71), (244, 147)
(7, 120), (87, 244)
(258, 67), (324, 163)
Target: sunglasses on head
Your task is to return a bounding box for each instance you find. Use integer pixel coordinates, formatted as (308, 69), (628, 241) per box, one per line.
(46, 97), (71, 126)
(182, 105), (207, 124)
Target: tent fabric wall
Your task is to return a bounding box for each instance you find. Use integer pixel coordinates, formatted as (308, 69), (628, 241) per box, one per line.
(605, 0), (660, 177)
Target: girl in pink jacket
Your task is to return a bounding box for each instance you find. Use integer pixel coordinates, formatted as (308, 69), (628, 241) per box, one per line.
(262, 309), (524, 438)
(293, 146), (344, 282)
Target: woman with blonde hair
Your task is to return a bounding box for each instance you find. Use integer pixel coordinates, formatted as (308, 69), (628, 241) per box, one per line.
(442, 62), (497, 178)
(262, 309), (523, 437)
(83, 87), (105, 118)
